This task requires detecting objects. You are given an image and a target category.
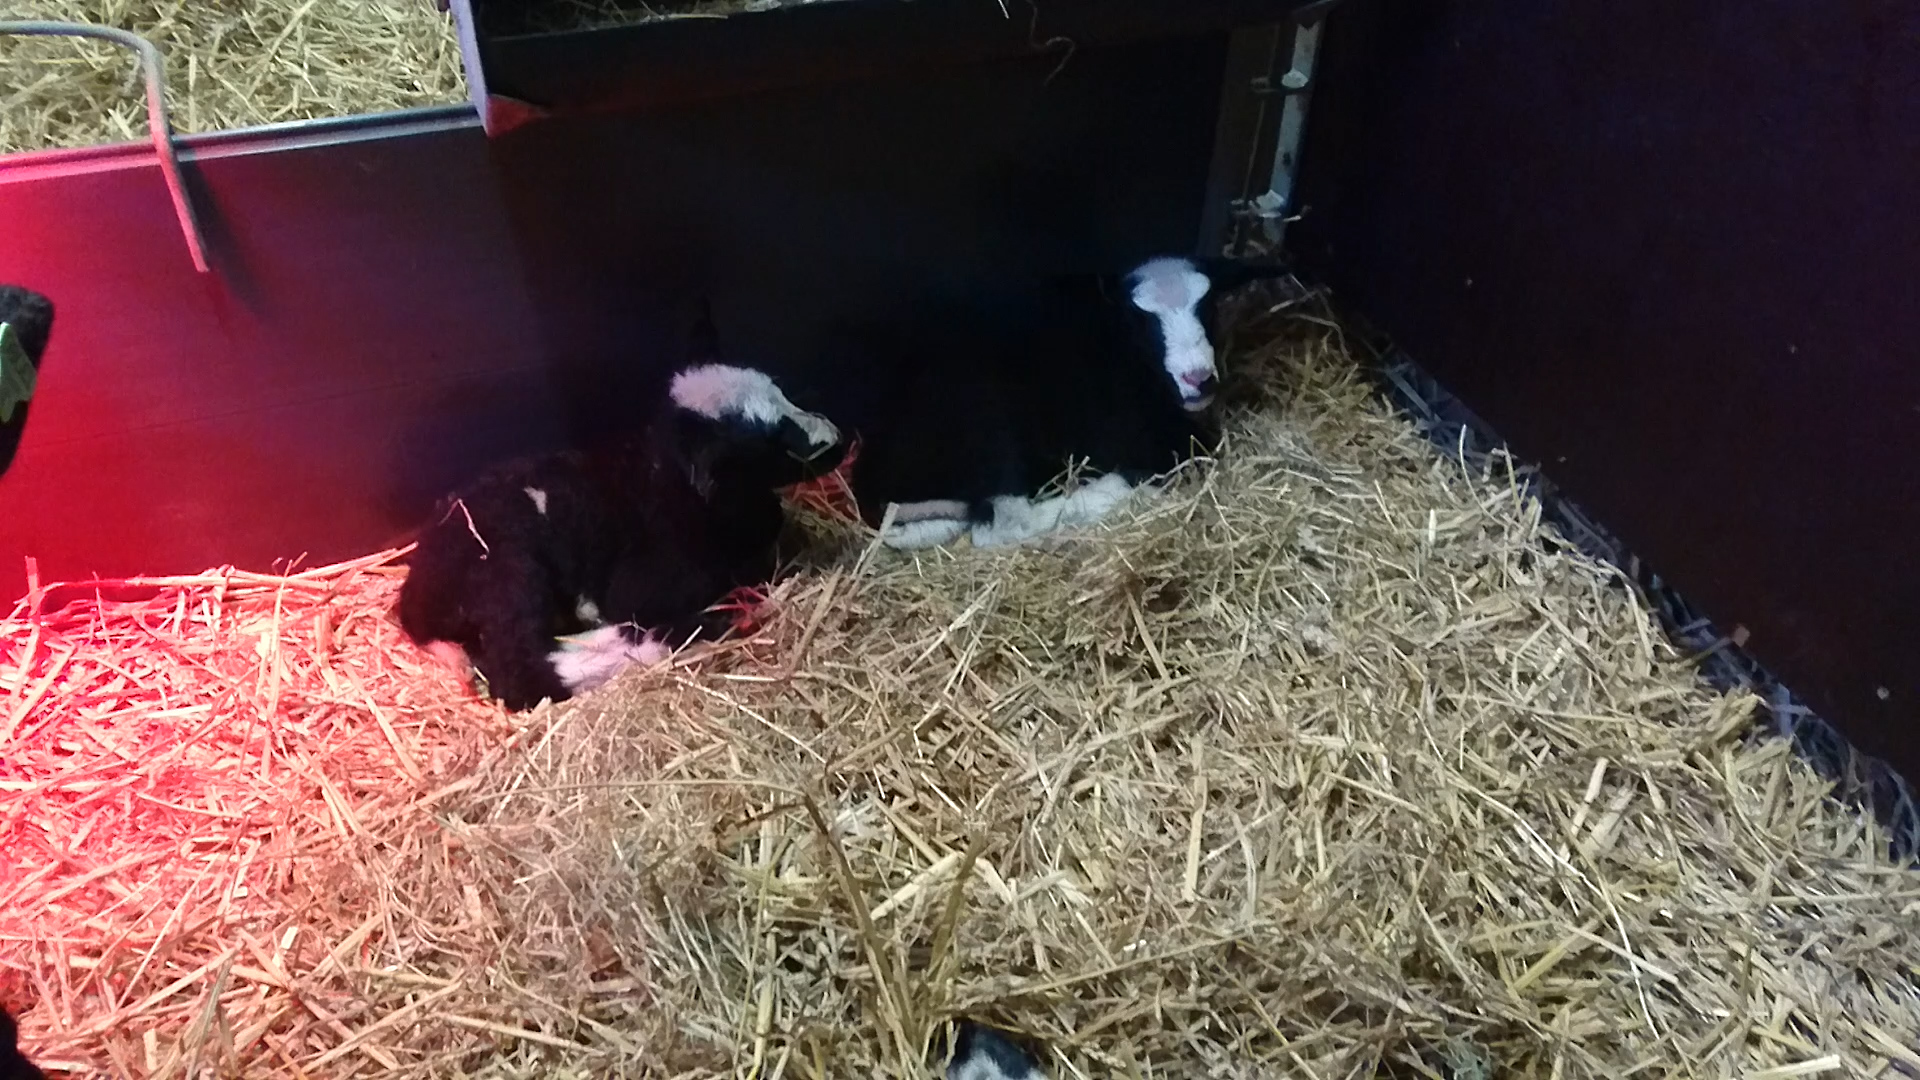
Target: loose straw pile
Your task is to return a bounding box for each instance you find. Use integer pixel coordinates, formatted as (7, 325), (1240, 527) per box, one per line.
(0, 550), (514, 1076)
(5, 294), (1917, 1077)
(0, 0), (467, 155)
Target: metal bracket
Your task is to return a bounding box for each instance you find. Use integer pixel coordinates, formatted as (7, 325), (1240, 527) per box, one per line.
(1229, 13), (1327, 252)
(1248, 69), (1312, 97)
(0, 21), (212, 274)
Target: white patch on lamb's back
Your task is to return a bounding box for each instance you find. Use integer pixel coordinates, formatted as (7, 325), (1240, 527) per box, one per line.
(968, 475), (1136, 549)
(548, 626), (669, 694)
(1127, 257), (1216, 406)
(883, 517), (969, 550)
(890, 499), (971, 523)
(1060, 473), (1135, 527)
(970, 494), (1067, 548)
(670, 364), (840, 448)
(523, 486), (549, 515)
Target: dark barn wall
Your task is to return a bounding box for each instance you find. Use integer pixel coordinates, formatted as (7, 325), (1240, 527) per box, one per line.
(1290, 0), (1920, 780)
(485, 32), (1241, 439)
(0, 111), (558, 599)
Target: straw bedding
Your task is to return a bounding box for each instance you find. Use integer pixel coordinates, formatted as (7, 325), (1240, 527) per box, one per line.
(0, 0), (467, 155)
(5, 294), (1918, 1078)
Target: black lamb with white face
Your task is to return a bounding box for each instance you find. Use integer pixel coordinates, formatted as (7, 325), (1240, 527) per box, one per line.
(397, 323), (846, 711)
(805, 255), (1287, 551)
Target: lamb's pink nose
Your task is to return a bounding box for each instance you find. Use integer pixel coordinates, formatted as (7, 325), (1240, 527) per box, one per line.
(1181, 370), (1213, 388)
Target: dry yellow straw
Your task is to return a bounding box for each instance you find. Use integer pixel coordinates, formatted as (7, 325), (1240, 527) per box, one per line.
(1, 0), (467, 155)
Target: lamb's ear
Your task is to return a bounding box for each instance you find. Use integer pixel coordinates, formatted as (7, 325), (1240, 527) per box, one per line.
(1190, 255), (1295, 294)
(664, 408), (719, 499)
(687, 297), (721, 366)
(685, 445), (716, 499)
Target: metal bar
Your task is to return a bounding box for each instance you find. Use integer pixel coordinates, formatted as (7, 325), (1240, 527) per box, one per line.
(1256, 15), (1323, 247)
(1212, 1), (1342, 255)
(0, 20), (211, 274)
(442, 0), (496, 132)
(1196, 23), (1287, 257)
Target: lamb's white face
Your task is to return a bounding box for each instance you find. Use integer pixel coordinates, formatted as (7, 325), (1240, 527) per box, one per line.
(1127, 257), (1217, 413)
(669, 364), (841, 453)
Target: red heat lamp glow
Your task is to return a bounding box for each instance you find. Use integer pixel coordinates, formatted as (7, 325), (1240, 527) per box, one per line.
(710, 584), (772, 634)
(784, 435), (862, 523)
